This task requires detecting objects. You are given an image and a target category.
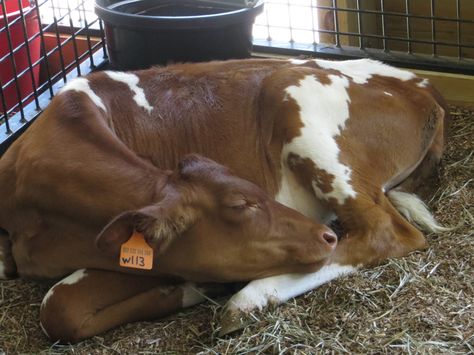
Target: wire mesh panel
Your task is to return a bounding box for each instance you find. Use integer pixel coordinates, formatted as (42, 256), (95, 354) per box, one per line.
(0, 0), (106, 152)
(252, 0), (474, 74)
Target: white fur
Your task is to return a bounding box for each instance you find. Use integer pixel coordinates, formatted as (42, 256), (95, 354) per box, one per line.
(60, 78), (106, 112)
(0, 250), (5, 279)
(275, 163), (333, 222)
(384, 91), (393, 96)
(417, 78), (430, 88)
(41, 269), (88, 309)
(105, 71), (153, 113)
(282, 74), (357, 205)
(315, 58), (415, 84)
(290, 59), (308, 65)
(226, 263), (357, 312)
(181, 283), (206, 308)
(388, 190), (448, 233)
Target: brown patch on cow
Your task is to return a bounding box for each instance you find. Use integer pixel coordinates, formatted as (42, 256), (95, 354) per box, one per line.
(306, 61), (349, 84)
(287, 153), (335, 194)
(421, 106), (442, 151)
(313, 71), (334, 86)
(260, 69), (306, 144)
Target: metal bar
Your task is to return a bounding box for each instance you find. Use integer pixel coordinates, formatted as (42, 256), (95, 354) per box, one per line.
(0, 83), (12, 134)
(65, 0), (81, 76)
(380, 0), (387, 52)
(264, 1), (271, 41)
(333, 0), (340, 47)
(405, 0), (412, 54)
(430, 0), (437, 56)
(286, 0), (293, 43)
(17, 0), (40, 111)
(0, 0), (25, 122)
(310, 0), (317, 45)
(456, 0), (462, 60)
(33, 0), (54, 98)
(51, 1), (68, 83)
(356, 0), (363, 49)
(98, 18), (107, 59)
(80, 0), (96, 68)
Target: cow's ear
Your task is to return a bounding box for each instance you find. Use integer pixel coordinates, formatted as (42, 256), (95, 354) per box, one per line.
(95, 199), (199, 256)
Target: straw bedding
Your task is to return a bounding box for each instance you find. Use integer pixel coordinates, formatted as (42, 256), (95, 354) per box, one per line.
(0, 105), (472, 354)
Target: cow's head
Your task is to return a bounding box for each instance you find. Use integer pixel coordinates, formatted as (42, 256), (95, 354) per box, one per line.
(96, 155), (337, 282)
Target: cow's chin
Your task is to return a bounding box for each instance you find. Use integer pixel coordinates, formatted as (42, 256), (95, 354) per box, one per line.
(246, 258), (332, 281)
(298, 258), (331, 273)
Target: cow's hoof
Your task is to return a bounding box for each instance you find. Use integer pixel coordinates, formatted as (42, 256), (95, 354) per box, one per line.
(218, 309), (254, 336)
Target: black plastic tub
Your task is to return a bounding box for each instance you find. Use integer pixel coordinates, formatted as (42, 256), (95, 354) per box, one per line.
(95, 0), (264, 70)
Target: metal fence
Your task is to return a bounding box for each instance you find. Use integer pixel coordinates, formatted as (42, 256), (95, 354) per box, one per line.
(1, 0), (473, 152)
(252, 0), (474, 74)
(0, 0), (106, 153)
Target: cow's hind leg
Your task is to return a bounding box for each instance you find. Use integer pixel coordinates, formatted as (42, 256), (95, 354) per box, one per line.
(330, 193), (428, 265)
(40, 269), (232, 344)
(0, 228), (17, 279)
(385, 112), (448, 233)
(394, 107), (446, 193)
(220, 192), (427, 335)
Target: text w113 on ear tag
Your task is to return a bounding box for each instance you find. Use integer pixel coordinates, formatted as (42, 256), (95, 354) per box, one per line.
(119, 231), (153, 270)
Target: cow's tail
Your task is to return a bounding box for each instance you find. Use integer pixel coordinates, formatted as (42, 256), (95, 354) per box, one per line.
(387, 190), (450, 233)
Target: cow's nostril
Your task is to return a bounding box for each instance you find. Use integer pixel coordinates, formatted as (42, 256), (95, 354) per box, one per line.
(322, 232), (337, 246)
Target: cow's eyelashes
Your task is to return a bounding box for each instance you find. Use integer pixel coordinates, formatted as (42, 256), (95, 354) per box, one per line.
(226, 198), (248, 209)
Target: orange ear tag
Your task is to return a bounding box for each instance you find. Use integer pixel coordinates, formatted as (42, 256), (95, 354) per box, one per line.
(119, 231), (154, 270)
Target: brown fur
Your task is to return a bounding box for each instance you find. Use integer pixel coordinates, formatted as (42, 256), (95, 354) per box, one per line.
(0, 58), (446, 343)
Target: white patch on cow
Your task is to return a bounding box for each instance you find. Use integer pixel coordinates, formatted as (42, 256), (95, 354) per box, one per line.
(0, 249), (6, 279)
(417, 78), (429, 88)
(384, 91), (393, 96)
(290, 59), (308, 65)
(41, 269), (88, 309)
(181, 283), (206, 308)
(315, 58), (415, 84)
(226, 263), (357, 312)
(275, 164), (334, 222)
(282, 74), (357, 204)
(60, 78), (106, 112)
(105, 71), (153, 113)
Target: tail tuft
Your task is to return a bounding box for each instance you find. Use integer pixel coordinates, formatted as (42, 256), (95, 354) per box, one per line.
(387, 190), (450, 233)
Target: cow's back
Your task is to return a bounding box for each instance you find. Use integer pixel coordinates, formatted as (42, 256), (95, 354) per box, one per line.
(83, 60), (292, 194)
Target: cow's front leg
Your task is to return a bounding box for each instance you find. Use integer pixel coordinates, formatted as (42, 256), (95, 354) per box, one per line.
(220, 193), (428, 335)
(40, 269), (233, 343)
(220, 262), (356, 335)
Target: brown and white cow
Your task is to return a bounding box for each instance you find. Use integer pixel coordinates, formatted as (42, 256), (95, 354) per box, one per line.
(0, 58), (447, 343)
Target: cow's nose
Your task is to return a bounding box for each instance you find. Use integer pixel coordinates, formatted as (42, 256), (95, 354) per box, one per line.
(317, 228), (337, 250)
(322, 232), (337, 248)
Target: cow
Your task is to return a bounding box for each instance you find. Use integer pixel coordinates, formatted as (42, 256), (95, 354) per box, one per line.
(0, 58), (447, 343)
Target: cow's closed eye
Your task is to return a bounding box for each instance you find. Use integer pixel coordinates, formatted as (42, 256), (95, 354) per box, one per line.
(223, 193), (260, 210)
(226, 198), (248, 210)
(220, 194), (261, 223)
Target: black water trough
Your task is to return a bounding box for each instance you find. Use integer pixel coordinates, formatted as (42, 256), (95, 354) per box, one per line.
(95, 0), (264, 70)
